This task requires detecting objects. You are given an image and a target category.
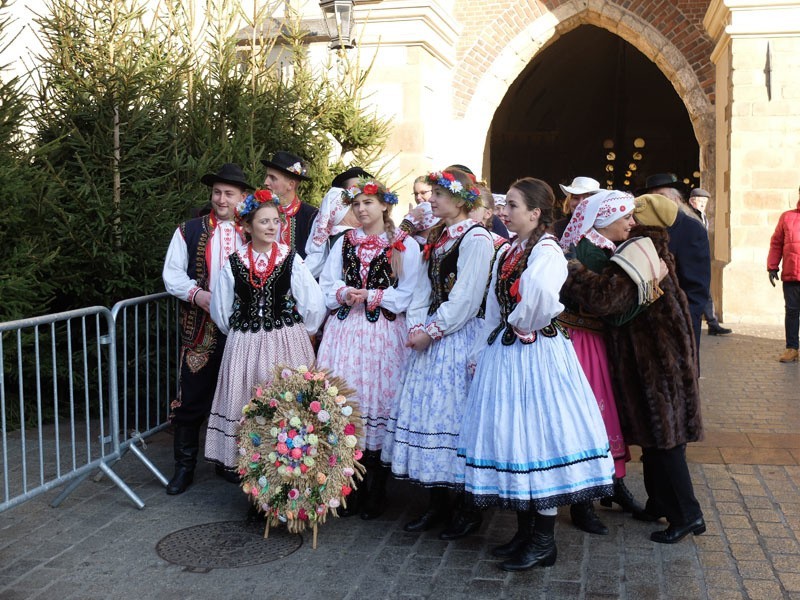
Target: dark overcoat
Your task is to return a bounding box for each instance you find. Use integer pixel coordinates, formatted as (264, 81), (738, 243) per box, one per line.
(560, 225), (703, 449)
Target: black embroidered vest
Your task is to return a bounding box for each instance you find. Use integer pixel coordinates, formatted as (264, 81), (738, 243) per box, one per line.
(336, 233), (398, 323)
(228, 250), (303, 333)
(477, 236), (509, 319)
(487, 241), (569, 346)
(178, 214), (215, 348)
(427, 223), (485, 316)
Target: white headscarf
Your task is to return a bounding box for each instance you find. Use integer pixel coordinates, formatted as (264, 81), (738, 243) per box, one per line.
(311, 187), (352, 246)
(559, 190), (635, 251)
(402, 201), (440, 233)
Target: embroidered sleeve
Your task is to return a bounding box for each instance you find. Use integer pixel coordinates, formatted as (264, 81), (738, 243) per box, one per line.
(424, 320), (444, 340)
(367, 289), (384, 311)
(336, 286), (350, 306)
(188, 286), (202, 305)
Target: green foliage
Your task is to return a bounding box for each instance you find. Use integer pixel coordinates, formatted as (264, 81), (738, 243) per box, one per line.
(0, 0), (390, 319)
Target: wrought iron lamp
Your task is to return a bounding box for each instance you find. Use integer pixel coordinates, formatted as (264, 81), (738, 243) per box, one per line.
(319, 0), (355, 50)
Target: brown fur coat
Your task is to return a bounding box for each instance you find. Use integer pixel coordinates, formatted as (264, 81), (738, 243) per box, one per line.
(560, 225), (703, 449)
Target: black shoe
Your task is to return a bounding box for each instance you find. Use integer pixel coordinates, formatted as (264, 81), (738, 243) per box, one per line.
(403, 488), (450, 532)
(439, 510), (482, 540)
(570, 501), (608, 535)
(215, 464), (241, 484)
(650, 517), (706, 544)
(499, 513), (557, 572)
(708, 326), (732, 336)
(491, 511), (532, 558)
(599, 477), (645, 514)
(166, 466), (194, 495)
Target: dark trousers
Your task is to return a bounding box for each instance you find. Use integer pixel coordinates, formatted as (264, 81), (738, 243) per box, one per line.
(783, 281), (800, 349)
(170, 334), (226, 427)
(702, 296), (720, 328)
(641, 445), (702, 526)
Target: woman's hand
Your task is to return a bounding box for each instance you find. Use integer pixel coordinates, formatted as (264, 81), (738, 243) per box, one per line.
(346, 288), (368, 305)
(406, 330), (433, 352)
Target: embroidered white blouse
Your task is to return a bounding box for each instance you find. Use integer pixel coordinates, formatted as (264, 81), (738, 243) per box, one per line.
(407, 218), (494, 340)
(209, 242), (326, 336)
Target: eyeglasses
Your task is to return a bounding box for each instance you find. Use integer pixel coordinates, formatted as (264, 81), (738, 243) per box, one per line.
(414, 189), (432, 198)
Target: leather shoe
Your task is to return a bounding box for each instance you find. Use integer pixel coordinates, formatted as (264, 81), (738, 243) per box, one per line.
(650, 516), (706, 544)
(215, 464), (241, 484)
(439, 511), (482, 540)
(779, 348), (799, 363)
(570, 501), (608, 535)
(166, 466), (194, 495)
(708, 326), (732, 336)
(403, 507), (448, 532)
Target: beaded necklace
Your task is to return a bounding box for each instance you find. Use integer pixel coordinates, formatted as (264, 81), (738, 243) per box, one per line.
(247, 243), (279, 289)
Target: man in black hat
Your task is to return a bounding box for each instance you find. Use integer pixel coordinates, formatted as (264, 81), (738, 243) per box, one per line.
(261, 151), (318, 258)
(162, 163), (252, 494)
(637, 173), (711, 353)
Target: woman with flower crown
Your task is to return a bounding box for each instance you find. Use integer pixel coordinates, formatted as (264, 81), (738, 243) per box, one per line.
(381, 168), (494, 539)
(316, 179), (421, 520)
(456, 178), (614, 572)
(204, 190), (326, 480)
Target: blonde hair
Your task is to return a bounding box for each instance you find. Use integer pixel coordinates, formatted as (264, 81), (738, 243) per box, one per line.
(425, 168), (483, 246)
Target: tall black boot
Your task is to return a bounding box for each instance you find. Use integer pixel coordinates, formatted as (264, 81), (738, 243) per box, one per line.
(600, 476), (645, 514)
(439, 493), (482, 540)
(361, 461), (389, 520)
(491, 510), (532, 558)
(403, 487), (450, 532)
(570, 500), (608, 535)
(166, 424), (199, 495)
(499, 512), (557, 571)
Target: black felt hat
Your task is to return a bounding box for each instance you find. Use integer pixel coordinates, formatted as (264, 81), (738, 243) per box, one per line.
(635, 173), (688, 198)
(260, 151), (312, 182)
(200, 163), (254, 190)
(331, 166), (374, 189)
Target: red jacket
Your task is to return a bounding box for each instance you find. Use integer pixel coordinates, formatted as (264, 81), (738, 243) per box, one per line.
(768, 202), (800, 281)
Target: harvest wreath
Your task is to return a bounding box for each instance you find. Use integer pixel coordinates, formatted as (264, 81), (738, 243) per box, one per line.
(236, 364), (365, 548)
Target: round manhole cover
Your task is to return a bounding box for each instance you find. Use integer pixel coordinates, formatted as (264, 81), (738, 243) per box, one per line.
(156, 521), (302, 570)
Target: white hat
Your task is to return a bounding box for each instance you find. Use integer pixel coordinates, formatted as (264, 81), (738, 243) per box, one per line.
(559, 176), (601, 197)
(492, 193), (506, 206)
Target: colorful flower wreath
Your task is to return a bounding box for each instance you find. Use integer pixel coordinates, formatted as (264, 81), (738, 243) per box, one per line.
(342, 178), (399, 205)
(236, 189), (280, 222)
(425, 171), (481, 207)
(237, 364), (365, 536)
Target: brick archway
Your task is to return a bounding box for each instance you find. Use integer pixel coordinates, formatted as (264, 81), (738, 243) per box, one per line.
(452, 1), (715, 180)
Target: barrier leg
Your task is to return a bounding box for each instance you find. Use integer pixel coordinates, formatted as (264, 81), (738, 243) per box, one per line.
(50, 472), (92, 508)
(98, 462), (145, 509)
(128, 442), (169, 487)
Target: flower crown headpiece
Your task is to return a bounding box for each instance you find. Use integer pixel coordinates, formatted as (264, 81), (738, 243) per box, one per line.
(342, 178), (398, 205)
(426, 171), (481, 207)
(236, 189), (280, 222)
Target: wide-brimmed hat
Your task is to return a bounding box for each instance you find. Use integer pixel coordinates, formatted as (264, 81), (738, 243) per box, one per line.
(200, 163), (254, 190)
(331, 166), (373, 189)
(559, 176), (600, 197)
(260, 151), (312, 182)
(635, 173), (687, 198)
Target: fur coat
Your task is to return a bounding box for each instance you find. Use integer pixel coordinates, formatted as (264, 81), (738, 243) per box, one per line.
(560, 225), (703, 449)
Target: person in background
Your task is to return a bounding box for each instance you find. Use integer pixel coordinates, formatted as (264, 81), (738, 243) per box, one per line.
(412, 175), (433, 205)
(261, 151), (317, 258)
(689, 187), (732, 336)
(162, 163), (251, 494)
(768, 185), (800, 363)
(553, 176), (601, 240)
(304, 167), (370, 279)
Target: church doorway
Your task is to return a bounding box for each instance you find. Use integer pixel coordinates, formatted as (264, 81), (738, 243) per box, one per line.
(488, 25), (699, 198)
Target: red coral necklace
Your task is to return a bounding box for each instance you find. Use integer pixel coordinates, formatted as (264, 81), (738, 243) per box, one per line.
(248, 243), (278, 289)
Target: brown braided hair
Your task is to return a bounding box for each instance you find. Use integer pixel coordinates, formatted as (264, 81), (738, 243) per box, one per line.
(508, 177), (555, 273)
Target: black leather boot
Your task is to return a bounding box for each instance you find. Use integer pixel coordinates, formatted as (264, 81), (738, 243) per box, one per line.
(166, 425), (199, 495)
(491, 510), (532, 558)
(499, 512), (557, 571)
(361, 460), (388, 520)
(599, 476), (645, 514)
(570, 500), (609, 535)
(403, 487), (450, 532)
(439, 493), (482, 540)
(214, 464), (241, 484)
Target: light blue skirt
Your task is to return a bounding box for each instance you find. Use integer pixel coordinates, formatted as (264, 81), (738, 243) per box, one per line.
(381, 317), (482, 487)
(456, 327), (614, 510)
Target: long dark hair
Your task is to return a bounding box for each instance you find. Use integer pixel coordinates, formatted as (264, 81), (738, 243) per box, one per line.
(508, 177), (555, 269)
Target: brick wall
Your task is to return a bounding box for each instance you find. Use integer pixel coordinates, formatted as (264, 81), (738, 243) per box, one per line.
(451, 0), (715, 117)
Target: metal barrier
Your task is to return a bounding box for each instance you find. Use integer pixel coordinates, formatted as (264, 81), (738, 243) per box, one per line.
(109, 292), (179, 488)
(0, 307), (144, 512)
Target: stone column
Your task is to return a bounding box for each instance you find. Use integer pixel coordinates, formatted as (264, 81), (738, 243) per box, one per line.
(705, 0), (800, 324)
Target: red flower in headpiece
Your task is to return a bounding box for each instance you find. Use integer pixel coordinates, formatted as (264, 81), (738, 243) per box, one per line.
(509, 278), (521, 302)
(362, 183), (379, 195)
(254, 189), (274, 203)
(442, 172), (455, 181)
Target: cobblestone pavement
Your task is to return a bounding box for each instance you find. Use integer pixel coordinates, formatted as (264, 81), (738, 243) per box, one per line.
(1, 323), (800, 599)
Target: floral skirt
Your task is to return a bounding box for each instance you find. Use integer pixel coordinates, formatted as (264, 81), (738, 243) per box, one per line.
(316, 307), (411, 451)
(380, 317), (481, 487)
(569, 327), (630, 478)
(204, 325), (315, 468)
(456, 329), (614, 511)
